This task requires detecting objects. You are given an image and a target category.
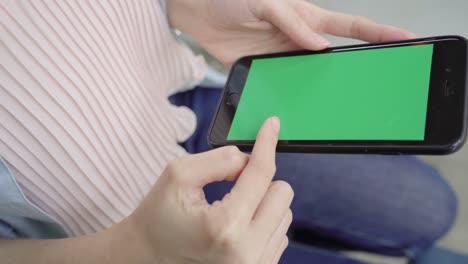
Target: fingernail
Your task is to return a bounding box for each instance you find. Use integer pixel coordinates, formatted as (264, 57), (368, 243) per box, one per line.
(313, 34), (330, 47)
(270, 116), (280, 133)
(407, 32), (417, 38)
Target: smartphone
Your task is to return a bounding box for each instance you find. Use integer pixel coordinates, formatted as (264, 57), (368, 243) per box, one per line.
(208, 36), (468, 155)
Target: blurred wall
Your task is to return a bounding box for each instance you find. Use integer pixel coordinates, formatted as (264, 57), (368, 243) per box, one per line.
(310, 0), (468, 45)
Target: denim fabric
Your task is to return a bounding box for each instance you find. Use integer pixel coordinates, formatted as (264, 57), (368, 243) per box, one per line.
(283, 242), (365, 264)
(0, 157), (67, 239)
(169, 86), (458, 263)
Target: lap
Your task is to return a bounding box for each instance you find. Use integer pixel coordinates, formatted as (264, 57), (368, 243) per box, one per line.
(275, 153), (456, 257)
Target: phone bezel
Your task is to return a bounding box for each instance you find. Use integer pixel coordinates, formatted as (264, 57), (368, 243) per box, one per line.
(208, 35), (468, 154)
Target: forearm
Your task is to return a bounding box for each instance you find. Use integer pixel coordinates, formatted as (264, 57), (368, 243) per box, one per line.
(0, 218), (153, 264)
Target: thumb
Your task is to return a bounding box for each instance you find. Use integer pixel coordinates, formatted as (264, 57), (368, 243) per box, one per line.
(181, 146), (249, 188)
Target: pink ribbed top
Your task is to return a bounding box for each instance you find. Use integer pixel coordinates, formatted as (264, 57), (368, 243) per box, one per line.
(0, 0), (206, 236)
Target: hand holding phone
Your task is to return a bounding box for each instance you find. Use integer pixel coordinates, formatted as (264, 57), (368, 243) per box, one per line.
(209, 36), (468, 155)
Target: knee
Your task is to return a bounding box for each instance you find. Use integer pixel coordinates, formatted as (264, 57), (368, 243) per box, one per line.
(278, 154), (458, 257)
(309, 156), (457, 257)
(361, 157), (459, 257)
(400, 159), (458, 257)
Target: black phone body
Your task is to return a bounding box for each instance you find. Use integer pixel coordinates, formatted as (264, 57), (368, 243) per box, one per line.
(208, 36), (468, 155)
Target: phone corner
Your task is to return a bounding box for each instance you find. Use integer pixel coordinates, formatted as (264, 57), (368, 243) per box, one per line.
(231, 56), (250, 68)
(436, 35), (468, 42)
(206, 133), (219, 149)
(443, 133), (467, 155)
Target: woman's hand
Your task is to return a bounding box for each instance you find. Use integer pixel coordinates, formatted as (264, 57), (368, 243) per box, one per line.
(168, 0), (415, 65)
(3, 118), (291, 263)
(128, 117), (293, 263)
(1, 118), (291, 264)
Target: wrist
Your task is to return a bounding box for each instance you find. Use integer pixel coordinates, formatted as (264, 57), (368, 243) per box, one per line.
(0, 217), (158, 264)
(100, 217), (156, 264)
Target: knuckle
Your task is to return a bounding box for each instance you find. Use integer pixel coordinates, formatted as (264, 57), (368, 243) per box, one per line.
(272, 163), (277, 175)
(252, 158), (276, 176)
(274, 181), (294, 198)
(257, 0), (274, 17)
(355, 15), (371, 24)
(316, 9), (331, 31)
(165, 159), (180, 175)
(164, 158), (186, 183)
(285, 209), (293, 226)
(283, 236), (289, 248)
(203, 207), (241, 249)
(221, 146), (244, 164)
(350, 16), (369, 36)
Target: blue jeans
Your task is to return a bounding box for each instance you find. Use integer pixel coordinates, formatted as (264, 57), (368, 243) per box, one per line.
(170, 87), (457, 263)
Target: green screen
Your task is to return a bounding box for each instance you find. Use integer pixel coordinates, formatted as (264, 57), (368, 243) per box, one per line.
(228, 44), (433, 140)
